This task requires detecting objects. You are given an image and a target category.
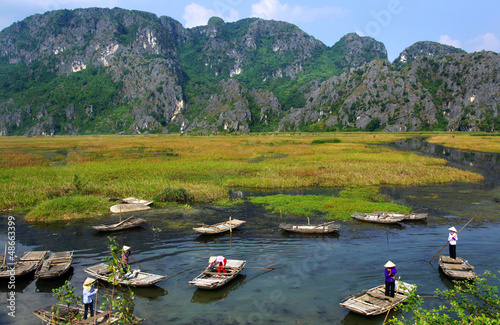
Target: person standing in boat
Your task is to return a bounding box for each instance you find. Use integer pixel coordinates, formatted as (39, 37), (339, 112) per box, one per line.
(384, 261), (397, 297)
(120, 245), (132, 273)
(83, 277), (98, 320)
(448, 227), (458, 259)
(208, 256), (227, 273)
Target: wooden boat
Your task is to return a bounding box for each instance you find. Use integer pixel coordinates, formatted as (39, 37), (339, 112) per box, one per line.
(438, 255), (477, 280)
(33, 304), (143, 324)
(189, 258), (246, 290)
(279, 221), (340, 234)
(92, 216), (146, 232)
(339, 281), (415, 316)
(193, 219), (246, 234)
(402, 212), (428, 220)
(33, 305), (107, 324)
(110, 203), (151, 213)
(36, 251), (73, 279)
(122, 197), (153, 205)
(0, 251), (49, 278)
(352, 212), (404, 224)
(84, 263), (166, 287)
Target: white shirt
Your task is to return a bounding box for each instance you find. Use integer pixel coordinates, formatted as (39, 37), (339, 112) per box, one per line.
(448, 232), (458, 245)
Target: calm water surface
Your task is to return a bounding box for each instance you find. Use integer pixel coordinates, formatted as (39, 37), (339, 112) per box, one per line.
(1, 139), (499, 324)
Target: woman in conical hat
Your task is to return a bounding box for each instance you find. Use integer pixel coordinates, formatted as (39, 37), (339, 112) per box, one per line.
(384, 261), (397, 297)
(83, 277), (98, 320)
(120, 245), (132, 273)
(448, 227), (458, 259)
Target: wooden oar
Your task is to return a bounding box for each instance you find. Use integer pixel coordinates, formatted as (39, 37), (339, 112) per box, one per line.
(429, 217), (474, 263)
(130, 255), (146, 272)
(313, 220), (336, 228)
(110, 215), (135, 228)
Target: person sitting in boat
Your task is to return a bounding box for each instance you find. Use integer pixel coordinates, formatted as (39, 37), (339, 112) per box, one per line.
(448, 226), (458, 259)
(384, 261), (397, 297)
(83, 277), (98, 320)
(208, 256), (227, 274)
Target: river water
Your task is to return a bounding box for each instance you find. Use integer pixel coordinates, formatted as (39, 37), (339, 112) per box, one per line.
(1, 139), (500, 325)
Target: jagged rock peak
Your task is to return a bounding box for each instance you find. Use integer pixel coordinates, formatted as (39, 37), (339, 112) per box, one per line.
(394, 41), (466, 66)
(330, 32), (388, 68)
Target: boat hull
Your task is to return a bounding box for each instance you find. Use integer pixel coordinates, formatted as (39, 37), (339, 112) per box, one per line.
(84, 263), (166, 287)
(279, 223), (340, 234)
(352, 212), (404, 224)
(340, 281), (415, 316)
(438, 255), (477, 280)
(193, 219), (246, 234)
(92, 218), (146, 232)
(189, 259), (246, 290)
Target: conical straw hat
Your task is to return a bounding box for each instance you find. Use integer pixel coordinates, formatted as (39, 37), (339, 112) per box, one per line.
(84, 277), (96, 286)
(384, 261), (396, 268)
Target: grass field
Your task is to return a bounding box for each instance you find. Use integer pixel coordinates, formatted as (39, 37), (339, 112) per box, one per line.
(0, 133), (486, 222)
(426, 133), (500, 153)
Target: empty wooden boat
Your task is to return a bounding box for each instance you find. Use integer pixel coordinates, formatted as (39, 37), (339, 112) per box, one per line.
(279, 221), (340, 234)
(110, 203), (151, 213)
(352, 212), (404, 224)
(36, 251), (73, 279)
(189, 258), (246, 290)
(339, 281), (415, 316)
(0, 250), (49, 278)
(92, 216), (146, 232)
(122, 197), (153, 205)
(438, 255), (477, 280)
(193, 219), (246, 234)
(84, 263), (166, 287)
(402, 212), (427, 220)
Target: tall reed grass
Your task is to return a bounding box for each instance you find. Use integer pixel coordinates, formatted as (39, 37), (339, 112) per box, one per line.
(0, 133), (484, 220)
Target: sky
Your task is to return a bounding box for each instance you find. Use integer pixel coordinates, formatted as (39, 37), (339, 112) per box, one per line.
(0, 0), (499, 61)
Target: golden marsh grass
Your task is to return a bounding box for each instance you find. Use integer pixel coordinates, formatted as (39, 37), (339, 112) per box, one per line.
(0, 133), (484, 215)
(426, 133), (500, 153)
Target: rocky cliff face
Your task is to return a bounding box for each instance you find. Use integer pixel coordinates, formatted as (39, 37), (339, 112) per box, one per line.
(279, 51), (500, 132)
(0, 8), (498, 135)
(393, 41), (466, 67)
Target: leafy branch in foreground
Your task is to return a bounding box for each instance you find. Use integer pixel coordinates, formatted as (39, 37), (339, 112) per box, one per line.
(101, 236), (137, 324)
(388, 271), (500, 324)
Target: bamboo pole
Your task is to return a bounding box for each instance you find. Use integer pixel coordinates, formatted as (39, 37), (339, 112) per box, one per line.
(429, 217), (474, 263)
(130, 255), (146, 272)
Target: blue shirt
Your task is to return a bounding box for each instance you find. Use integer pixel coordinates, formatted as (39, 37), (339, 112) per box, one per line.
(385, 267), (397, 282)
(83, 285), (98, 304)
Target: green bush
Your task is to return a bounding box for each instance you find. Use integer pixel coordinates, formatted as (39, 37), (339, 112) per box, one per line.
(153, 187), (193, 204)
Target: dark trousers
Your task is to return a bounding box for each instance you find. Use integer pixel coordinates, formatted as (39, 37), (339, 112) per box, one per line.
(449, 244), (456, 259)
(385, 281), (395, 297)
(84, 302), (94, 320)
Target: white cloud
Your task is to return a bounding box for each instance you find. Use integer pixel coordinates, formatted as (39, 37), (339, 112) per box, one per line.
(439, 35), (461, 49)
(251, 0), (347, 23)
(465, 32), (500, 53)
(183, 3), (239, 28)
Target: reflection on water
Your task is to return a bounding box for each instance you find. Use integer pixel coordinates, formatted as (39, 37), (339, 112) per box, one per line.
(390, 137), (500, 183)
(35, 267), (74, 293)
(190, 274), (247, 305)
